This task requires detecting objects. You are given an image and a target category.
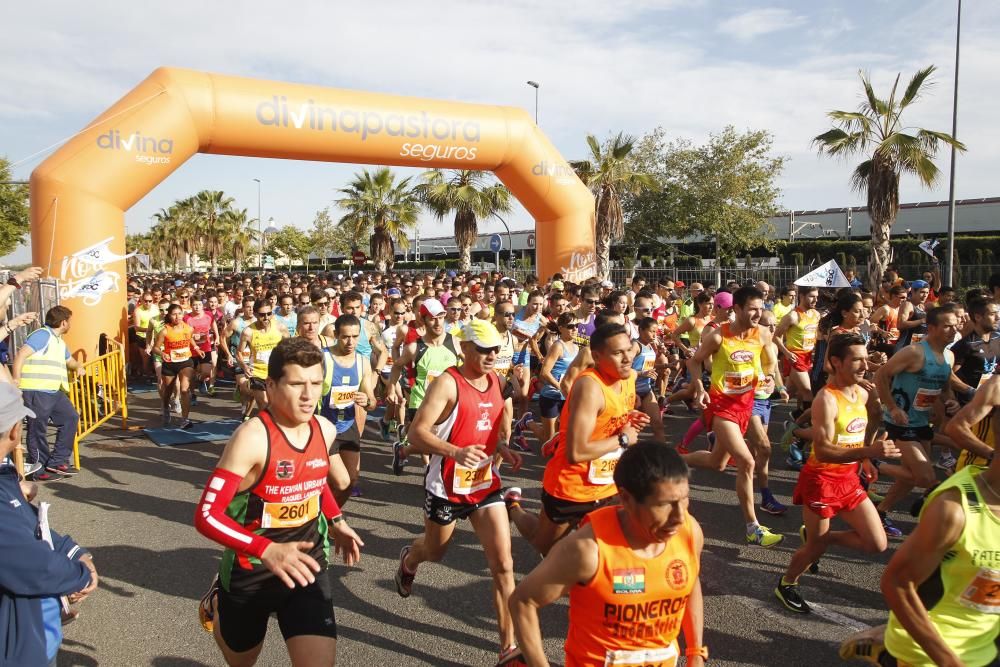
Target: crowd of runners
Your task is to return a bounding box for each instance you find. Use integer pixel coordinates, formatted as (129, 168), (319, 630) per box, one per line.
(120, 264), (1000, 667)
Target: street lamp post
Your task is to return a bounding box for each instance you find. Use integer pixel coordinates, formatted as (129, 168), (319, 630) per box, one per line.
(526, 81), (539, 125)
(253, 178), (262, 271)
(945, 0), (962, 287)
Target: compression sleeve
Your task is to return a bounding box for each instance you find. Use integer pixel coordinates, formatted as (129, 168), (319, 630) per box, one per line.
(320, 483), (343, 522)
(194, 468), (271, 559)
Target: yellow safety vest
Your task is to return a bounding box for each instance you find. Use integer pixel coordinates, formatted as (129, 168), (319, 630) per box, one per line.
(19, 327), (70, 392)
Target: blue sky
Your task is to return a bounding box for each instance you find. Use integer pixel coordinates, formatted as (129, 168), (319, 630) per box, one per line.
(3, 0), (997, 264)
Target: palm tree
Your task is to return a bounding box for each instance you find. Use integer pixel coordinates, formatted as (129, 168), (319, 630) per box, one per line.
(191, 190), (235, 274)
(336, 168), (419, 272)
(417, 170), (512, 272)
(814, 66), (965, 290)
(150, 206), (188, 271)
(571, 133), (658, 279)
(219, 208), (257, 273)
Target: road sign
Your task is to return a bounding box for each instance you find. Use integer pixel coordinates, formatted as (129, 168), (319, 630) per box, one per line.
(527, 233), (536, 249)
(489, 234), (503, 253)
(352, 249), (367, 266)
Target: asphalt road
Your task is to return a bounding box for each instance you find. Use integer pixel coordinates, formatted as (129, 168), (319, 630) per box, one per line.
(37, 384), (913, 667)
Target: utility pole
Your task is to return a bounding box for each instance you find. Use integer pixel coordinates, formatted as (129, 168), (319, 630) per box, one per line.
(945, 0), (962, 287)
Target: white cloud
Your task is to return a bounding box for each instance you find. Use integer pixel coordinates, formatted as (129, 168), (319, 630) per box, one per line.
(717, 8), (807, 41)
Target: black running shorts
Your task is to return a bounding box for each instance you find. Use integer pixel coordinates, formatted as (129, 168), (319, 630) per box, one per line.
(423, 489), (503, 526)
(161, 360), (194, 377)
(541, 489), (617, 526)
(217, 573), (337, 654)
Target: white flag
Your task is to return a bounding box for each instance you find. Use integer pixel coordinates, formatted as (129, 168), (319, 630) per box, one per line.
(918, 239), (939, 259)
(794, 259), (851, 288)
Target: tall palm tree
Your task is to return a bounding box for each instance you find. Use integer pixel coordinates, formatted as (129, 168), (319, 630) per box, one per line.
(191, 189), (235, 274)
(336, 168), (419, 272)
(150, 206), (187, 271)
(814, 66), (965, 290)
(219, 208), (257, 273)
(571, 133), (658, 279)
(417, 170), (512, 272)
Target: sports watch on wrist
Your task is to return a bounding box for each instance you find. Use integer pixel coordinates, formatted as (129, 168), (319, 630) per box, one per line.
(685, 645), (709, 660)
(618, 432), (630, 448)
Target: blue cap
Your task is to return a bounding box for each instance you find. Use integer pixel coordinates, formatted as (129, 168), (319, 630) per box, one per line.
(447, 270), (457, 278)
(174, 279), (183, 287)
(386, 288), (401, 297)
(909, 280), (929, 289)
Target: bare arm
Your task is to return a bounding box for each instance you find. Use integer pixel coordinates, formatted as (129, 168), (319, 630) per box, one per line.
(538, 339), (563, 391)
(509, 526), (600, 667)
(406, 372), (463, 458)
(943, 374), (999, 460)
(686, 328), (722, 403)
(367, 320), (388, 372)
(680, 519), (706, 667)
(563, 376), (635, 463)
(10, 344), (34, 384)
(875, 346), (923, 424)
(896, 301), (925, 331)
(880, 489), (966, 667)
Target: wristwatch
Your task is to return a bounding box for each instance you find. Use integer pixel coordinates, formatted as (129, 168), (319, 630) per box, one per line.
(685, 645), (709, 660)
(618, 432), (630, 449)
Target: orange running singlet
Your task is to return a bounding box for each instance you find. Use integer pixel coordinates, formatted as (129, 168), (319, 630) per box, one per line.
(163, 323), (195, 363)
(566, 506), (700, 667)
(543, 368), (637, 503)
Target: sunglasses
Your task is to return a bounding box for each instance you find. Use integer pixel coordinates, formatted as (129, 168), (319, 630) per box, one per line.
(501, 312), (516, 317)
(393, 310), (407, 315)
(584, 299), (599, 305)
(256, 311), (272, 317)
(448, 307), (463, 312)
(474, 345), (500, 355)
(634, 306), (651, 312)
(316, 300), (329, 306)
(143, 299), (153, 303)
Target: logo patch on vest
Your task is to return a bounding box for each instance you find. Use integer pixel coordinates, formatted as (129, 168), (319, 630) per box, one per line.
(275, 459), (295, 480)
(667, 559), (689, 590)
(612, 568), (645, 594)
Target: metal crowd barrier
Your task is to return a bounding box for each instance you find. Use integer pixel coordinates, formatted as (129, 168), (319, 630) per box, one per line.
(66, 336), (130, 469)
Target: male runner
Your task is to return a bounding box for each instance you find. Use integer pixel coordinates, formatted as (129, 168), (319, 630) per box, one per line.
(394, 320), (523, 662)
(751, 310), (789, 516)
(509, 443), (706, 667)
(874, 303), (959, 537)
(225, 297), (256, 414)
(324, 291), (388, 377)
(238, 298), (290, 419)
(774, 333), (901, 614)
(894, 280), (931, 350)
(317, 314), (376, 506)
(774, 285), (820, 414)
(132, 291), (159, 378)
(184, 297), (218, 399)
(684, 285), (783, 547)
(507, 323), (647, 556)
(194, 338), (364, 667)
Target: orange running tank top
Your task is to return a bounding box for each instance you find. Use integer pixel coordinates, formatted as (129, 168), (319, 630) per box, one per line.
(709, 323), (762, 397)
(543, 368), (637, 503)
(785, 307), (820, 353)
(163, 323), (195, 363)
(805, 385), (867, 472)
(566, 506), (699, 667)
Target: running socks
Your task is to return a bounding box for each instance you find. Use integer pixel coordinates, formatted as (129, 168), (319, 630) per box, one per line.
(682, 418), (706, 448)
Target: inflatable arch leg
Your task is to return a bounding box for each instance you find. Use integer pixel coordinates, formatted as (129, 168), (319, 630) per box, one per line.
(30, 68), (595, 356)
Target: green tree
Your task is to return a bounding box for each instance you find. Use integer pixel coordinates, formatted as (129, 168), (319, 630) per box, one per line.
(309, 207), (340, 269)
(629, 126), (784, 267)
(0, 157), (30, 257)
(571, 133), (658, 279)
(337, 168), (419, 272)
(417, 170), (512, 272)
(190, 189), (235, 274)
(814, 66), (964, 290)
(217, 208), (257, 272)
(267, 225), (312, 268)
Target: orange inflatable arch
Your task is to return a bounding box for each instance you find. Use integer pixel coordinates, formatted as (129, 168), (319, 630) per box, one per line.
(30, 67), (596, 356)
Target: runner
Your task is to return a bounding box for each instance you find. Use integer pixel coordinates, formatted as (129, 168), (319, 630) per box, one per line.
(774, 332), (901, 614)
(325, 291), (388, 378)
(509, 442), (706, 667)
(274, 293), (298, 335)
(632, 317), (666, 441)
(873, 303), (960, 538)
(238, 298), (290, 420)
(193, 338), (364, 667)
(393, 320), (523, 662)
(507, 323), (647, 556)
(894, 280), (930, 350)
(772, 285), (796, 324)
(132, 291), (159, 378)
(511, 291), (546, 420)
(387, 298), (461, 474)
(377, 298), (410, 440)
(871, 285), (907, 356)
(751, 310), (789, 516)
(151, 304), (204, 429)
(683, 285), (784, 547)
(225, 297), (257, 415)
(530, 313), (579, 447)
(317, 314), (376, 506)
(184, 297), (218, 401)
(774, 285), (820, 415)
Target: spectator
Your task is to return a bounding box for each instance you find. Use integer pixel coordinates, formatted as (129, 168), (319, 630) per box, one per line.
(12, 305), (85, 481)
(0, 382), (97, 666)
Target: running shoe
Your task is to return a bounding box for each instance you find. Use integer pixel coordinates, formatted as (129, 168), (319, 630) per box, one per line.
(171, 398), (182, 413)
(198, 577), (220, 633)
(786, 442), (805, 471)
(746, 524), (784, 548)
(838, 624), (887, 664)
(31, 470), (62, 482)
(391, 440), (407, 476)
(23, 461), (42, 478)
(497, 645), (526, 666)
(45, 464), (78, 477)
(512, 412), (534, 437)
(540, 434), (559, 458)
(676, 441), (690, 455)
(774, 577), (811, 614)
(350, 485), (362, 498)
(161, 405), (171, 426)
(181, 419), (195, 430)
(800, 525), (819, 573)
(880, 514), (903, 538)
(509, 435), (530, 453)
(190, 393), (198, 406)
(379, 419), (391, 441)
(200, 380), (209, 395)
(779, 420), (799, 452)
(661, 404), (674, 417)
(760, 494), (787, 516)
(207, 385), (216, 397)
(933, 451), (956, 471)
(395, 546), (415, 598)
(502, 487), (522, 512)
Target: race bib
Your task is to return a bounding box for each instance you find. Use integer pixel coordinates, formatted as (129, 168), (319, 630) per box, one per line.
(723, 370), (754, 395)
(452, 456), (493, 495)
(959, 568), (1000, 614)
(802, 326), (818, 351)
(911, 333), (925, 345)
(588, 448), (623, 485)
(168, 346), (191, 363)
(914, 387), (941, 411)
(427, 369), (443, 384)
(889, 328), (900, 341)
(604, 645), (677, 666)
(330, 388), (357, 409)
(256, 349), (272, 364)
(642, 357), (656, 372)
(261, 494), (319, 529)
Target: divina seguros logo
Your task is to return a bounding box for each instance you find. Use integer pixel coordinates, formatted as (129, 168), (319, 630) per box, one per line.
(96, 130), (173, 166)
(255, 96), (482, 163)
